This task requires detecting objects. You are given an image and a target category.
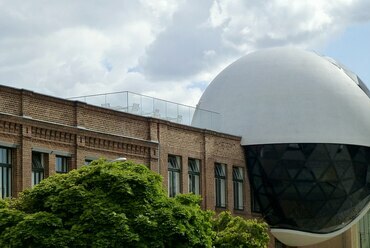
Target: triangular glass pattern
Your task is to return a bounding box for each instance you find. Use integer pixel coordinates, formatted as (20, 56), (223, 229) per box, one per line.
(261, 160), (278, 176)
(295, 181), (314, 198)
(251, 161), (262, 176)
(325, 144), (340, 159)
(341, 178), (355, 194)
(253, 176), (263, 190)
(296, 167), (315, 181)
(347, 145), (360, 159)
(334, 160), (351, 179)
(333, 145), (351, 161)
(270, 164), (291, 180)
(353, 162), (367, 180)
(282, 150), (306, 160)
(285, 160), (303, 178)
(353, 150), (367, 163)
(274, 144), (288, 158)
(321, 166), (338, 181)
(306, 160), (331, 180)
(300, 144), (316, 159)
(331, 186), (347, 198)
(319, 182), (336, 197)
(308, 144), (330, 160)
(280, 200), (298, 217)
(273, 180), (291, 195)
(260, 145), (278, 159)
(306, 184), (326, 201)
(259, 194), (271, 211)
(350, 180), (363, 194)
(245, 143), (370, 234)
(281, 184), (301, 199)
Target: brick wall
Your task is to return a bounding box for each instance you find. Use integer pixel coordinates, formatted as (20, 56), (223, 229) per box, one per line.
(0, 85), (249, 215)
(0, 87), (22, 116)
(78, 103), (150, 140)
(156, 121), (249, 216)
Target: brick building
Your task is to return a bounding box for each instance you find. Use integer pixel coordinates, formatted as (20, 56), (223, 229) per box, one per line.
(0, 84), (249, 214)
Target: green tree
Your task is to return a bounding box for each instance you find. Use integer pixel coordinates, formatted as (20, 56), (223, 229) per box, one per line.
(212, 211), (269, 248)
(0, 159), (269, 248)
(0, 159), (213, 247)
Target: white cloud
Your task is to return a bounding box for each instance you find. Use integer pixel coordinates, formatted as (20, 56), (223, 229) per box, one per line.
(0, 0), (369, 107)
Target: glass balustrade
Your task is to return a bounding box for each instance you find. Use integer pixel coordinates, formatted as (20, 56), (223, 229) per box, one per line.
(68, 91), (220, 131)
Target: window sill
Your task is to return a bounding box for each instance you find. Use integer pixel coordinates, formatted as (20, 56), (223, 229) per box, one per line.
(233, 208), (245, 212)
(215, 206), (227, 211)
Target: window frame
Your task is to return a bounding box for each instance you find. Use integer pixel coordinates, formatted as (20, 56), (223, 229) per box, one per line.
(84, 159), (93, 165)
(215, 163), (226, 208)
(55, 155), (69, 174)
(168, 155), (182, 197)
(32, 151), (46, 186)
(188, 158), (200, 195)
(233, 166), (244, 210)
(0, 146), (12, 199)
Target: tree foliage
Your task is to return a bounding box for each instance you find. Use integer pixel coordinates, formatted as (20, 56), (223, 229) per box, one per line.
(212, 211), (269, 248)
(0, 159), (269, 248)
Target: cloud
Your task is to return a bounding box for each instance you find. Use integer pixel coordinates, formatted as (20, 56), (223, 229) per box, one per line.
(0, 0), (369, 107)
(140, 0), (370, 83)
(0, 0), (176, 96)
(140, 0), (233, 81)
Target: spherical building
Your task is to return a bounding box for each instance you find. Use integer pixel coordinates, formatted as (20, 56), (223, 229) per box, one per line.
(193, 47), (370, 246)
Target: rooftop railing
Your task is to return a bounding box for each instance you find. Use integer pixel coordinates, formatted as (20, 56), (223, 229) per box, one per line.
(68, 91), (220, 131)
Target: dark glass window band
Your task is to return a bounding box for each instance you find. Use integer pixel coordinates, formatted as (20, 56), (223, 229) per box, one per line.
(245, 143), (370, 234)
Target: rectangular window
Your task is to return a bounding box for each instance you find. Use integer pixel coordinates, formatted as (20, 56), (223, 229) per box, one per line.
(188, 158), (200, 195)
(168, 155), (181, 197)
(0, 147), (12, 198)
(84, 159), (93, 165)
(233, 167), (244, 210)
(215, 163), (226, 208)
(32, 152), (45, 186)
(56, 156), (69, 174)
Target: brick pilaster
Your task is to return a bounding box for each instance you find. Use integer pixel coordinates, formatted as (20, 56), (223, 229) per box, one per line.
(20, 125), (32, 190)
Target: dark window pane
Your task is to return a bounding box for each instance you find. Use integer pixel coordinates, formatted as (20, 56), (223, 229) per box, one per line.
(168, 155), (181, 197)
(233, 167), (243, 210)
(215, 163), (226, 207)
(56, 156), (68, 173)
(188, 158), (200, 195)
(0, 147), (12, 198)
(32, 152), (45, 186)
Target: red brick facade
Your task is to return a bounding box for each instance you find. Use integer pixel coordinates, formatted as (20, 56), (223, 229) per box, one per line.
(0, 84), (250, 216)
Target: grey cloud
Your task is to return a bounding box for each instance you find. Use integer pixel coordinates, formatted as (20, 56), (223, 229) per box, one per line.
(219, 0), (370, 51)
(140, 0), (236, 81)
(0, 1), (145, 35)
(0, 0), (171, 97)
(139, 0), (370, 82)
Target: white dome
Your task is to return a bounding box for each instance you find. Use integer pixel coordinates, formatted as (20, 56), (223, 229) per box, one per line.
(194, 47), (370, 146)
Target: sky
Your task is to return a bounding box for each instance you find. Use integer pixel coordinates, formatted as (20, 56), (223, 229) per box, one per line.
(0, 0), (370, 106)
